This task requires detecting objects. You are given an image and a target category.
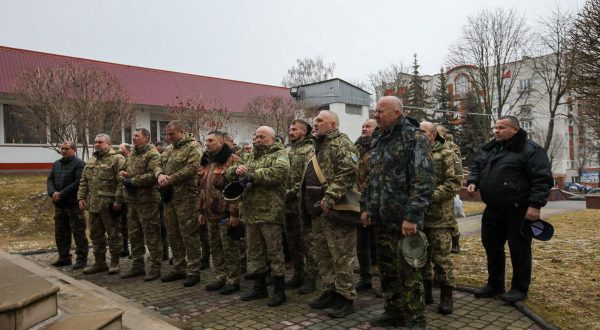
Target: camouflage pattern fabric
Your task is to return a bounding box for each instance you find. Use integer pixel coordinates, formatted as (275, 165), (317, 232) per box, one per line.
(425, 141), (462, 228)
(422, 227), (454, 286)
(311, 215), (357, 299)
(207, 219), (241, 284)
(225, 143), (289, 224)
(446, 140), (463, 237)
(285, 137), (315, 204)
(54, 206), (88, 261)
(355, 136), (373, 192)
(119, 143), (162, 202)
(374, 225), (426, 327)
(78, 148), (125, 213)
(89, 207), (123, 255)
(161, 134), (202, 275)
(246, 222), (286, 276)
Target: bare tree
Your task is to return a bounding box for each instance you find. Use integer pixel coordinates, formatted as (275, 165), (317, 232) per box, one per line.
(15, 64), (134, 159)
(367, 61), (411, 103)
(528, 6), (575, 152)
(529, 126), (567, 172)
(281, 56), (336, 87)
(448, 8), (531, 120)
(165, 97), (233, 143)
(244, 96), (315, 139)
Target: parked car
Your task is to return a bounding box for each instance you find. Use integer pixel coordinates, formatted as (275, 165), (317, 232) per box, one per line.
(564, 182), (592, 193)
(568, 188), (600, 200)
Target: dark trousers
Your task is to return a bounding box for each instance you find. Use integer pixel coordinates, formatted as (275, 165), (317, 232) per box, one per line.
(356, 225), (373, 281)
(54, 206), (89, 261)
(481, 208), (532, 293)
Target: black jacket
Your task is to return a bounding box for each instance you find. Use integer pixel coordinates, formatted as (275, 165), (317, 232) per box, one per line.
(467, 130), (553, 210)
(47, 156), (86, 207)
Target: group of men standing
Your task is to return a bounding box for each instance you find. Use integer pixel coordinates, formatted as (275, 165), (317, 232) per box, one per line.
(47, 94), (553, 330)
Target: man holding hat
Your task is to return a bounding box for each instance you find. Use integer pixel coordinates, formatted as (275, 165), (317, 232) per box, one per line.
(467, 115), (553, 303)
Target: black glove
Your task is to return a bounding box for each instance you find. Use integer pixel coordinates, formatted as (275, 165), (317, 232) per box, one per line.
(239, 174), (255, 190)
(123, 178), (137, 195)
(284, 190), (295, 203)
(159, 185), (173, 203)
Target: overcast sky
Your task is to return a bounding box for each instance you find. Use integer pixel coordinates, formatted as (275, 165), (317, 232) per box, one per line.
(0, 0), (584, 86)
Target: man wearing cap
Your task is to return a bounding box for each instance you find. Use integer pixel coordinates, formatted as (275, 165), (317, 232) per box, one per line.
(420, 121), (462, 314)
(467, 116), (553, 303)
(361, 96), (433, 328)
(198, 131), (241, 295)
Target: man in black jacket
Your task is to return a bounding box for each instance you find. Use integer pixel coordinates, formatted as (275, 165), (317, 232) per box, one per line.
(467, 116), (553, 303)
(47, 141), (89, 269)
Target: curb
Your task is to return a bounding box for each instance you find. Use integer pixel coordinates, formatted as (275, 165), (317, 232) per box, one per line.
(455, 286), (557, 330)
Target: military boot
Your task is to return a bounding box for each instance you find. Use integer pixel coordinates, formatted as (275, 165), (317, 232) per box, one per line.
(298, 278), (316, 294)
(267, 275), (287, 307)
(108, 253), (120, 275)
(328, 294), (354, 318)
(121, 264), (145, 279)
(240, 273), (268, 301)
(83, 254), (108, 274)
(285, 270), (304, 289)
(370, 310), (406, 327)
(439, 284), (454, 315)
(451, 235), (460, 254)
(144, 267), (161, 282)
(424, 280), (434, 305)
(309, 290), (337, 309)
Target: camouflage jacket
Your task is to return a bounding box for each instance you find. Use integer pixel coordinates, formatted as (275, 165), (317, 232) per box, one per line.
(118, 143), (162, 203)
(198, 145), (239, 221)
(361, 116), (434, 230)
(355, 136), (373, 192)
(424, 141), (462, 228)
(301, 129), (359, 210)
(285, 137), (315, 211)
(161, 134), (202, 202)
(78, 148), (125, 213)
(225, 143), (290, 224)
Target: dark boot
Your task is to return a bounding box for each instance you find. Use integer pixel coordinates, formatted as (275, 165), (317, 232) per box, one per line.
(355, 278), (372, 292)
(267, 275), (287, 307)
(83, 254), (108, 274)
(51, 258), (72, 267)
(309, 290), (337, 309)
(205, 279), (226, 291)
(286, 270), (305, 289)
(474, 284), (504, 298)
(183, 274), (200, 287)
(121, 265), (145, 279)
(240, 273), (268, 301)
(161, 271), (186, 282)
(144, 267), (161, 282)
(72, 259), (87, 270)
(424, 280), (433, 305)
(439, 284), (454, 315)
(370, 310), (406, 327)
(298, 278), (316, 294)
(328, 295), (354, 318)
(451, 235), (460, 254)
(500, 289), (528, 303)
(219, 283), (240, 295)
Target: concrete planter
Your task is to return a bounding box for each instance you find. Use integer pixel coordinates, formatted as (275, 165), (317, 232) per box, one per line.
(585, 195), (600, 209)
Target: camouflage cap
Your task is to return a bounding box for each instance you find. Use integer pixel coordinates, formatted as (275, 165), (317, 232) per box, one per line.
(399, 230), (429, 268)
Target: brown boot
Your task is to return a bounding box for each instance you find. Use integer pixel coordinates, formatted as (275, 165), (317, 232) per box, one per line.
(108, 253), (120, 275)
(83, 254), (108, 274)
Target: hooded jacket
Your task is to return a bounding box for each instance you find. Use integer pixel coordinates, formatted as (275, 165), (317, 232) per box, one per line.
(78, 148), (125, 213)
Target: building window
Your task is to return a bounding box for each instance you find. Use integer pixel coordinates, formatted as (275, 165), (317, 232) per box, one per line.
(455, 75), (469, 97)
(519, 79), (531, 92)
(520, 105), (532, 118)
(345, 104), (362, 116)
(3, 104), (47, 144)
(150, 120), (170, 143)
(521, 120), (532, 130)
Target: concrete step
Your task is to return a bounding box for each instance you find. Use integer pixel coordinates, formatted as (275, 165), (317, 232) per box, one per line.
(0, 258), (60, 330)
(43, 310), (123, 330)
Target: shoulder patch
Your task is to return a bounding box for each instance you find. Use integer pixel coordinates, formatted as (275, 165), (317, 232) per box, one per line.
(351, 153), (359, 163)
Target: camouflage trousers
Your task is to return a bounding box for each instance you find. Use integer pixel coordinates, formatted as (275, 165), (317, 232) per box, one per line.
(422, 227), (455, 286)
(450, 217), (460, 238)
(89, 207), (122, 257)
(285, 212), (318, 280)
(311, 215), (357, 300)
(127, 201), (163, 270)
(207, 217), (240, 284)
(374, 225), (426, 327)
(246, 222), (286, 276)
(198, 223), (210, 264)
(164, 199), (201, 276)
(54, 206), (89, 261)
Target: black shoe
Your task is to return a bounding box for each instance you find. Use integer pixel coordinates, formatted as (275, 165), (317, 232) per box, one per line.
(240, 286), (268, 301)
(328, 296), (354, 318)
(500, 289), (528, 303)
(267, 275), (286, 307)
(199, 259), (210, 270)
(298, 278), (316, 294)
(72, 259), (87, 270)
(183, 275), (200, 287)
(451, 235), (460, 254)
(309, 291), (337, 309)
(161, 271), (186, 282)
(424, 280), (433, 305)
(355, 279), (372, 292)
(474, 285), (504, 298)
(219, 283), (240, 295)
(121, 268), (145, 279)
(370, 311), (406, 327)
(205, 280), (226, 291)
(439, 284), (453, 315)
(51, 259), (72, 267)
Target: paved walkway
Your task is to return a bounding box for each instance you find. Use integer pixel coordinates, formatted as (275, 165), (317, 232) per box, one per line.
(26, 201), (585, 329)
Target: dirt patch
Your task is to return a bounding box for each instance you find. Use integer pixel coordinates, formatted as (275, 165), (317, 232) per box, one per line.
(462, 201), (485, 215)
(452, 209), (600, 329)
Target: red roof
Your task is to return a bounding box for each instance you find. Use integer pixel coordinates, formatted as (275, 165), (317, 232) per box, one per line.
(0, 46), (289, 113)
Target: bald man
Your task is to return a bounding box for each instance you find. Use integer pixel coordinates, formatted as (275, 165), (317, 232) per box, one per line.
(361, 96), (434, 328)
(226, 126), (290, 307)
(303, 110), (360, 318)
(420, 121), (462, 315)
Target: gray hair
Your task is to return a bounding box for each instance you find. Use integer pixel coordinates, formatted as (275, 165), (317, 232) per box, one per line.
(61, 141), (77, 150)
(499, 115), (520, 129)
(257, 126), (276, 137)
(166, 120), (185, 132)
(95, 133), (111, 145)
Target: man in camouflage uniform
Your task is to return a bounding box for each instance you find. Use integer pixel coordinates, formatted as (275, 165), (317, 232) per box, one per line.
(225, 126), (290, 307)
(118, 128), (164, 281)
(436, 125), (463, 253)
(361, 96), (433, 329)
(78, 134), (125, 275)
(420, 122), (462, 315)
(284, 119), (317, 294)
(355, 119), (377, 292)
(199, 131), (241, 295)
(158, 121), (203, 287)
(303, 110), (359, 318)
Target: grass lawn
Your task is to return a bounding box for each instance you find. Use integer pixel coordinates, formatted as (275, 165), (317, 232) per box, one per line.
(462, 200), (486, 215)
(452, 209), (600, 330)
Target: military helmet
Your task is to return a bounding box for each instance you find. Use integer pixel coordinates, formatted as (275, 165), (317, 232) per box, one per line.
(399, 231), (428, 268)
(223, 181), (244, 203)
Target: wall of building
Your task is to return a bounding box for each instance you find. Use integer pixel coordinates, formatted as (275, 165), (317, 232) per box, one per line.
(328, 103), (368, 142)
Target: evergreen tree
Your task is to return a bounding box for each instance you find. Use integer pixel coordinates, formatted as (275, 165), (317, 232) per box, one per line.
(405, 54), (429, 121)
(434, 67), (460, 139)
(461, 92), (492, 166)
